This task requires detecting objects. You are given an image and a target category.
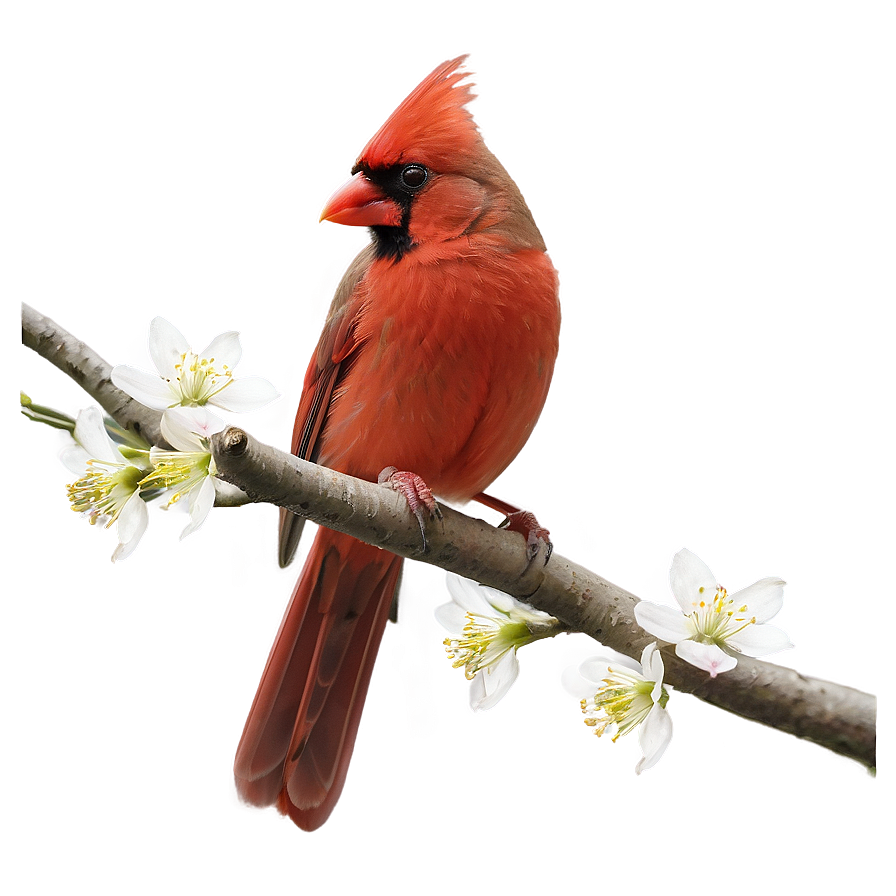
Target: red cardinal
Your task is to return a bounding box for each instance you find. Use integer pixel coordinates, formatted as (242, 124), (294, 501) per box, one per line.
(233, 56), (561, 830)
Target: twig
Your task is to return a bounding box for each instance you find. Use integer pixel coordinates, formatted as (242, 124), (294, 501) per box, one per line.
(21, 303), (877, 771)
(22, 302), (167, 447)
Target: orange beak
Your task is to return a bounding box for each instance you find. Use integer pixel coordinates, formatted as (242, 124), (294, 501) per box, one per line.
(319, 172), (403, 227)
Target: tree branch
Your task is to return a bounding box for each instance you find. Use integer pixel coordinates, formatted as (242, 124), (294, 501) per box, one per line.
(210, 426), (876, 771)
(22, 302), (167, 448)
(21, 303), (877, 771)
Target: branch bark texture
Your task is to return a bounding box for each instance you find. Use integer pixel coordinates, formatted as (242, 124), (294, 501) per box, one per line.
(22, 303), (167, 447)
(21, 304), (877, 771)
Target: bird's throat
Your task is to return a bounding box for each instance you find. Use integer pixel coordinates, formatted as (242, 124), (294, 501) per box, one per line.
(369, 224), (415, 262)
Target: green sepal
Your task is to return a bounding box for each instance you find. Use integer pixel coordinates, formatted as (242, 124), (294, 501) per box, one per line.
(20, 392), (76, 433)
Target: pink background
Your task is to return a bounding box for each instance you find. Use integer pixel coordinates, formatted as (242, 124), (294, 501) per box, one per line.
(9, 3), (888, 893)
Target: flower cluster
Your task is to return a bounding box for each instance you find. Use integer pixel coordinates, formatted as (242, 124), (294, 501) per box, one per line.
(438, 549), (791, 775)
(65, 319), (277, 560)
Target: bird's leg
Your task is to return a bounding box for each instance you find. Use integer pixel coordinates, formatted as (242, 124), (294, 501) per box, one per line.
(378, 466), (442, 551)
(474, 491), (553, 566)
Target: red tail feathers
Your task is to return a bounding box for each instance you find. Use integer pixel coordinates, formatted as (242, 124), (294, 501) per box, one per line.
(234, 529), (402, 830)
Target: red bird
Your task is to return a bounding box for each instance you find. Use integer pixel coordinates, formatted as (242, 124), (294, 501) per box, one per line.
(233, 56), (561, 830)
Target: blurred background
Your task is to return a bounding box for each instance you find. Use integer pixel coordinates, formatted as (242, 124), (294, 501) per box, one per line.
(7, 2), (892, 892)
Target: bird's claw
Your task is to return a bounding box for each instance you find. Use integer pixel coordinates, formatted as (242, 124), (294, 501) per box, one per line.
(378, 466), (442, 551)
(499, 510), (553, 566)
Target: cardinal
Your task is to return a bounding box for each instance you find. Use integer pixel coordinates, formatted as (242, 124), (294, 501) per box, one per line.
(233, 56), (561, 830)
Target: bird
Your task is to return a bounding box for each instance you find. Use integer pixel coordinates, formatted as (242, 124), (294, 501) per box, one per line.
(233, 55), (561, 831)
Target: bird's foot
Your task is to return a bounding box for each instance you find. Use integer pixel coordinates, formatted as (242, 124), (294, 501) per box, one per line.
(499, 510), (553, 566)
(474, 491), (553, 567)
(378, 466), (442, 551)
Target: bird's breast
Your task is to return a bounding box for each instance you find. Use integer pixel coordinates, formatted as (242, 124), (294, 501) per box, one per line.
(317, 247), (560, 501)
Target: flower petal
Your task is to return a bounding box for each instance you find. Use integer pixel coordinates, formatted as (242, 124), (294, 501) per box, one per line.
(160, 406), (224, 451)
(200, 330), (241, 369)
(507, 601), (557, 629)
(111, 493), (149, 562)
(472, 650), (519, 710)
(468, 672), (487, 710)
(642, 642), (665, 688)
(675, 640), (738, 677)
(670, 548), (718, 613)
(579, 656), (616, 697)
(111, 538), (139, 563)
(149, 317), (189, 378)
(640, 641), (657, 671)
(115, 492), (149, 544)
(561, 664), (594, 698)
(191, 406), (227, 438)
(477, 585), (517, 615)
(180, 476), (216, 539)
(73, 407), (119, 463)
(60, 442), (91, 474)
(636, 704), (673, 774)
(446, 573), (494, 617)
(727, 622), (793, 657)
(211, 376), (280, 412)
(730, 577), (786, 623)
(634, 601), (692, 642)
(434, 601), (467, 632)
(112, 365), (177, 409)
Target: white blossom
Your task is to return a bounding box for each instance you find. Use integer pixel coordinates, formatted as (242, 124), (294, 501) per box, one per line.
(436, 573), (561, 710)
(565, 643), (672, 774)
(139, 407), (221, 539)
(65, 407), (151, 561)
(112, 317), (278, 413)
(635, 548), (792, 676)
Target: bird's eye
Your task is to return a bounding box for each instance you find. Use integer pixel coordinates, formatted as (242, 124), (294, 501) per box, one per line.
(399, 164), (428, 190)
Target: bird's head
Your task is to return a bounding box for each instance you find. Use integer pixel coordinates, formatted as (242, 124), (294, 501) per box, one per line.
(320, 56), (544, 260)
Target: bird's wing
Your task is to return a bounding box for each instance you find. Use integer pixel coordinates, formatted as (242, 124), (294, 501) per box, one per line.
(277, 245), (375, 567)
